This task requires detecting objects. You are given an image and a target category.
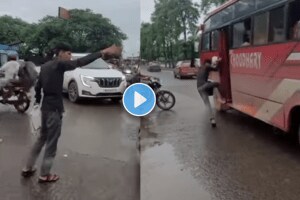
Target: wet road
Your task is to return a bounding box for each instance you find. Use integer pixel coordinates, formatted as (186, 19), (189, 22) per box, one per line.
(0, 98), (140, 200)
(141, 69), (300, 200)
(2, 68), (300, 200)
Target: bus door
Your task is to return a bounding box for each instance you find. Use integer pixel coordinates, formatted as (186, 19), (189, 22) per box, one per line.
(209, 27), (232, 102)
(200, 28), (232, 102)
(218, 27), (232, 102)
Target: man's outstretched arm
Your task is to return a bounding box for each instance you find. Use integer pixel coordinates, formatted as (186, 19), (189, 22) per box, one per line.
(58, 52), (103, 72)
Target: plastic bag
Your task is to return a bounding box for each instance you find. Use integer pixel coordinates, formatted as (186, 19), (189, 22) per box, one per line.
(30, 105), (41, 135)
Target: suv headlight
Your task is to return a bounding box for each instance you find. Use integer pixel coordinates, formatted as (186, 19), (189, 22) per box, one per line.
(80, 75), (95, 88)
(123, 69), (132, 74)
(122, 75), (126, 81)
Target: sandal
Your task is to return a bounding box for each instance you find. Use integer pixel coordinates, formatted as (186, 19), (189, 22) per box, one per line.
(210, 118), (217, 128)
(21, 168), (37, 178)
(38, 174), (60, 183)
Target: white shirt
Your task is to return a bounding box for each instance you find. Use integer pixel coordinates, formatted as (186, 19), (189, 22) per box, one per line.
(0, 61), (21, 88)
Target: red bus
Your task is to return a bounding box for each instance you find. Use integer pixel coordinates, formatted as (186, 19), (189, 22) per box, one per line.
(199, 0), (300, 142)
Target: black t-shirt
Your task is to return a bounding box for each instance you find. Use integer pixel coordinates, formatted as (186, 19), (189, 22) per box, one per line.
(197, 64), (219, 88)
(35, 52), (101, 112)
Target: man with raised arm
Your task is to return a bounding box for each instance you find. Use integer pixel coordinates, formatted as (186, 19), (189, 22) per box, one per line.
(21, 43), (122, 183)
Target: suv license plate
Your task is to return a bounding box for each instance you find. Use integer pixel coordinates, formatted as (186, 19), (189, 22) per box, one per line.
(104, 89), (117, 92)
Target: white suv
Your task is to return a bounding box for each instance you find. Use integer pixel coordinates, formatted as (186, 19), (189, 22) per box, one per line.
(63, 53), (127, 103)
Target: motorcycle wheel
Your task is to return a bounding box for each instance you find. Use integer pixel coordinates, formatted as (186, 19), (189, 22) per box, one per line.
(14, 91), (30, 113)
(156, 90), (176, 110)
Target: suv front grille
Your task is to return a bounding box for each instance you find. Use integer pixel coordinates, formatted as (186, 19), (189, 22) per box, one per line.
(94, 77), (122, 88)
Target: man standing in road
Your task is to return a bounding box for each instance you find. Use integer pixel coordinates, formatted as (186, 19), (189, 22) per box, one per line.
(197, 57), (221, 127)
(21, 43), (122, 183)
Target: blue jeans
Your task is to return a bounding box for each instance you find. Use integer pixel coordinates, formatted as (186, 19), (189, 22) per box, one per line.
(26, 110), (62, 176)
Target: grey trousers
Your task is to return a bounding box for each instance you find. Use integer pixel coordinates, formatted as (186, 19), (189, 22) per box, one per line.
(26, 110), (62, 176)
(197, 82), (219, 119)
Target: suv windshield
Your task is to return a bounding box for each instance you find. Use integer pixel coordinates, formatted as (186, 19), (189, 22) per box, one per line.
(81, 58), (110, 69)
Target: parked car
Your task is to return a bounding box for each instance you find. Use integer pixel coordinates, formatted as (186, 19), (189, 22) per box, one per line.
(173, 60), (199, 79)
(63, 53), (127, 103)
(147, 64), (161, 72)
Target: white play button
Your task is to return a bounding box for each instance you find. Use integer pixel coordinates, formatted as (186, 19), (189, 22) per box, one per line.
(123, 83), (156, 117)
(134, 91), (147, 108)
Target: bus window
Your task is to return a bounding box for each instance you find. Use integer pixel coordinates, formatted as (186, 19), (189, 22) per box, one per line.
(196, 31), (202, 53)
(211, 31), (219, 51)
(222, 6), (233, 23)
(288, 1), (300, 40)
(254, 12), (269, 45)
(232, 18), (251, 48)
(205, 18), (212, 31)
(202, 32), (210, 51)
(256, 0), (281, 9)
(269, 7), (285, 43)
(234, 0), (255, 18)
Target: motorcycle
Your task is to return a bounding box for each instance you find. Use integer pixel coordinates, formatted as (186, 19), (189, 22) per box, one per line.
(146, 77), (176, 111)
(0, 73), (31, 113)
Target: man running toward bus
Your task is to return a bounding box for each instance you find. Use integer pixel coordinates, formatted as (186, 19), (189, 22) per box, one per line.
(197, 57), (221, 127)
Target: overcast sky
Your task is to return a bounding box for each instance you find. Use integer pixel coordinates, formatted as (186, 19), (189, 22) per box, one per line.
(141, 0), (203, 23)
(1, 0), (204, 57)
(141, 0), (155, 23)
(0, 0), (140, 57)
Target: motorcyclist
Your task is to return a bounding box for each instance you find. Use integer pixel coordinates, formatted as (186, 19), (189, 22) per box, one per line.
(0, 60), (38, 100)
(129, 64), (151, 84)
(0, 61), (21, 90)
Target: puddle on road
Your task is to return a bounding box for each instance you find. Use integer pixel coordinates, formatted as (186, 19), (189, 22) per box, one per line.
(141, 143), (211, 200)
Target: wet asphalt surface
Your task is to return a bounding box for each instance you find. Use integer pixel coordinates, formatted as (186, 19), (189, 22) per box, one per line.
(2, 68), (300, 200)
(0, 97), (140, 200)
(141, 69), (300, 200)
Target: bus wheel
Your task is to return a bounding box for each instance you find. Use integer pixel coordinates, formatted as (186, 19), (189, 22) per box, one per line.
(297, 125), (300, 146)
(292, 120), (300, 146)
(213, 88), (228, 112)
(289, 108), (300, 145)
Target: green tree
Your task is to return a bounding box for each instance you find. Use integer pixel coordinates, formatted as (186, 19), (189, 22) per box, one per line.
(140, 0), (200, 66)
(173, 0), (199, 42)
(26, 9), (127, 55)
(0, 15), (30, 44)
(1, 9), (127, 58)
(140, 23), (157, 61)
(173, 0), (199, 58)
(151, 0), (180, 66)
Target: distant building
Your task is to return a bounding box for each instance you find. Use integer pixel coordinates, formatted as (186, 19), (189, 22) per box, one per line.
(0, 43), (21, 67)
(0, 43), (19, 60)
(0, 50), (8, 67)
